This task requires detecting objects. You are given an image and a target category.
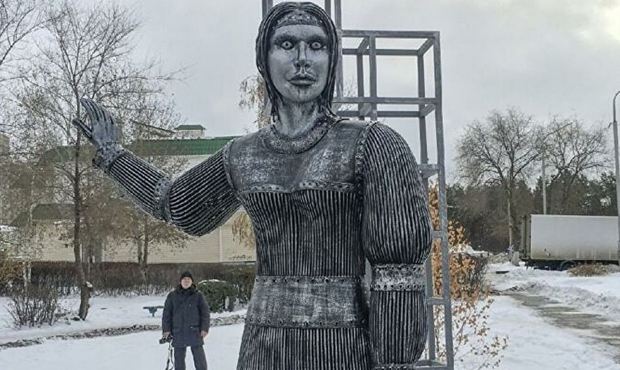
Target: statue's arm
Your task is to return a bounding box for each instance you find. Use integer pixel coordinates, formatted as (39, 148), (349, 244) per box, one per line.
(73, 98), (240, 237)
(100, 144), (240, 236)
(360, 123), (433, 369)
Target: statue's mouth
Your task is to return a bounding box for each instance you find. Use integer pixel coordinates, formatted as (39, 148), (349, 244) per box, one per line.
(289, 74), (316, 86)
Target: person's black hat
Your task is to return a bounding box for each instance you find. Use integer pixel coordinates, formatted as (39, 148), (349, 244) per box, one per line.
(180, 271), (193, 281)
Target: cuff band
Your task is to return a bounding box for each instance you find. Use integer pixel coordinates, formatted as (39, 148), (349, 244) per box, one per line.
(371, 264), (425, 292)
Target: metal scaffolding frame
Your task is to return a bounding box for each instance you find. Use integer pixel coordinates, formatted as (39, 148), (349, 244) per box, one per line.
(262, 1), (454, 368)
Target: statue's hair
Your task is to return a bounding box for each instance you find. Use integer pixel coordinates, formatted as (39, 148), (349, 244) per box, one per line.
(255, 2), (339, 120)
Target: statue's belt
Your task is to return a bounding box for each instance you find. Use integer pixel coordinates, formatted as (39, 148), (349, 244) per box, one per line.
(246, 265), (425, 329)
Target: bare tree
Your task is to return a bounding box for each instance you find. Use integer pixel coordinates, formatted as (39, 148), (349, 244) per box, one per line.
(6, 1), (176, 319)
(456, 108), (541, 248)
(543, 116), (609, 213)
(0, 0), (45, 136)
(0, 0), (43, 74)
(239, 74), (270, 130)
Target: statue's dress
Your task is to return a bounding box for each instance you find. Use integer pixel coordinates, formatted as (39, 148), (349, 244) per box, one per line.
(99, 117), (432, 370)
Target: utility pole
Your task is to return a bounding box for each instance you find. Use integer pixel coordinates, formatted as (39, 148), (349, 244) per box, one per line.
(612, 91), (620, 266)
(542, 154), (547, 214)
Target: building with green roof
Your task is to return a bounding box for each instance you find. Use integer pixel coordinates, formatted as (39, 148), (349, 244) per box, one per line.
(7, 133), (255, 264)
(40, 135), (239, 164)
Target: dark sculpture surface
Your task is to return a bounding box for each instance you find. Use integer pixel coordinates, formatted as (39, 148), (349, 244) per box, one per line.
(73, 2), (432, 369)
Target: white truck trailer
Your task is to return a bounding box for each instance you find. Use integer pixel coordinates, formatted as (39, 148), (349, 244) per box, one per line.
(520, 214), (620, 270)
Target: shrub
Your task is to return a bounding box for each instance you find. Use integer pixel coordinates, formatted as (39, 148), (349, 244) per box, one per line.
(567, 263), (610, 277)
(7, 283), (60, 327)
(219, 266), (255, 304)
(26, 262), (256, 297)
(428, 184), (508, 369)
(0, 249), (22, 294)
(196, 279), (239, 313)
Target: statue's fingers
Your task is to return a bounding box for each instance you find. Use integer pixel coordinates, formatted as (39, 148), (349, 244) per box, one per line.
(88, 100), (104, 122)
(103, 110), (117, 140)
(72, 118), (93, 141)
(100, 108), (114, 138)
(92, 101), (108, 124)
(80, 98), (100, 122)
(100, 104), (113, 125)
(114, 124), (122, 141)
(79, 98), (96, 121)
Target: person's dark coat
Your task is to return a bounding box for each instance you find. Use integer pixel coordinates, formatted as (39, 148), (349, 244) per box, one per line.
(162, 284), (210, 348)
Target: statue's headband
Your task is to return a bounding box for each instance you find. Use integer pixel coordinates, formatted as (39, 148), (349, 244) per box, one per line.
(274, 9), (324, 29)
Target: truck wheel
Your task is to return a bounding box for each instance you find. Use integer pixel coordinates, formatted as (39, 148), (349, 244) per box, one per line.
(559, 260), (576, 271)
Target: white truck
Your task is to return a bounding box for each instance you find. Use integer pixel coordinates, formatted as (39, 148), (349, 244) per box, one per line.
(520, 214), (620, 270)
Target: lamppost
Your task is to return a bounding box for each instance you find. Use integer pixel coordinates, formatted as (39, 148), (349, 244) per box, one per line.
(612, 90), (620, 266)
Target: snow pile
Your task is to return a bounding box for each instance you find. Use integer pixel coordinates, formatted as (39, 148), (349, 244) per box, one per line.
(488, 263), (620, 321)
(487, 252), (510, 264)
(453, 244), (491, 258)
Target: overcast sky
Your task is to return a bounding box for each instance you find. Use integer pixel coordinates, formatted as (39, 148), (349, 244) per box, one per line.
(117, 0), (620, 183)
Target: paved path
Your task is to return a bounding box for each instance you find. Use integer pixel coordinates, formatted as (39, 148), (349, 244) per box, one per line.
(504, 291), (620, 364)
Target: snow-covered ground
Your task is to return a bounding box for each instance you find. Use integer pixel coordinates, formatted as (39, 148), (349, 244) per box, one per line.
(0, 295), (618, 370)
(0, 264), (619, 369)
(464, 295), (619, 370)
(0, 294), (246, 344)
(488, 262), (620, 322)
(0, 323), (245, 370)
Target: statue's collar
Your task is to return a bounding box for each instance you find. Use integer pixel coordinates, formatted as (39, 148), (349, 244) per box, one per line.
(260, 115), (339, 154)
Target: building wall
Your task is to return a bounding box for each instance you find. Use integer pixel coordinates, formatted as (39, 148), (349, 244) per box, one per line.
(0, 133), (8, 154)
(174, 130), (204, 139)
(13, 221), (74, 262)
(13, 210), (255, 264)
(9, 140), (257, 264)
(173, 154), (207, 171)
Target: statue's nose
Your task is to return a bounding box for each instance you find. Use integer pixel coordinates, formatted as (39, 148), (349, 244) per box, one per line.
(294, 42), (311, 69)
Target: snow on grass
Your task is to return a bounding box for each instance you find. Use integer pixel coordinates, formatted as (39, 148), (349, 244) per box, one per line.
(0, 294), (246, 344)
(488, 263), (620, 322)
(0, 323), (244, 370)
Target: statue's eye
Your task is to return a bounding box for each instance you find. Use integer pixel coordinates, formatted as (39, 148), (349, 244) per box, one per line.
(281, 40), (293, 49)
(310, 41), (323, 50)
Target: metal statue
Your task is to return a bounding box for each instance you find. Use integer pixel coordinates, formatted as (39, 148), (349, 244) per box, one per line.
(73, 2), (432, 369)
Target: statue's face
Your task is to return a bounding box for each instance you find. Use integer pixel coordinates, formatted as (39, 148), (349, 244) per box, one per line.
(267, 24), (330, 105)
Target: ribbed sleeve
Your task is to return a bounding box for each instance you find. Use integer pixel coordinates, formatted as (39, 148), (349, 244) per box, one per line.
(165, 148), (240, 236)
(106, 146), (240, 237)
(106, 149), (169, 218)
(361, 123), (433, 369)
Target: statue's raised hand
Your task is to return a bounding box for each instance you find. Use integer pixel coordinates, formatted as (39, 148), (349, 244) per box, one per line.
(72, 98), (121, 147)
(72, 98), (125, 172)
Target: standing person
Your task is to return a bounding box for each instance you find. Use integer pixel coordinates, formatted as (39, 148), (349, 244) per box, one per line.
(162, 271), (210, 370)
